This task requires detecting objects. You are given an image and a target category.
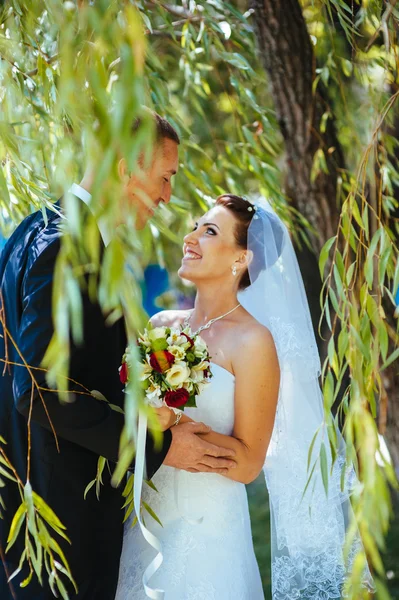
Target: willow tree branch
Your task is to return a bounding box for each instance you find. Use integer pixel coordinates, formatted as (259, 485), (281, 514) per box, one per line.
(27, 53), (59, 77)
(365, 0), (398, 52)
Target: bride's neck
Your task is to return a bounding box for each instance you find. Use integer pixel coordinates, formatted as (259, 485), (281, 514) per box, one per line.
(192, 282), (240, 325)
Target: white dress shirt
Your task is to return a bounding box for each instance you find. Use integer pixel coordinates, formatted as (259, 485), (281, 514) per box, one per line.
(69, 183), (111, 246)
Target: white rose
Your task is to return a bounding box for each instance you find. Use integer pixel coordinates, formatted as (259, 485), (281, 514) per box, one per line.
(165, 362), (191, 387)
(196, 381), (208, 394)
(183, 381), (194, 393)
(139, 361), (152, 381)
(190, 368), (205, 383)
(168, 345), (186, 360)
(194, 335), (208, 357)
(148, 327), (167, 342)
(192, 360), (210, 372)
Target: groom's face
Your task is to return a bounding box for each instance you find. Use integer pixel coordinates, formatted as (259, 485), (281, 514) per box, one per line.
(121, 137), (179, 229)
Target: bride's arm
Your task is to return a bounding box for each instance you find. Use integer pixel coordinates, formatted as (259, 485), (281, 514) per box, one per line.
(159, 324), (280, 484)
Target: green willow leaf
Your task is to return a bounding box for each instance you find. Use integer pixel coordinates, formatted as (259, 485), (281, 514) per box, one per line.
(319, 236), (336, 278)
(24, 482), (38, 540)
(7, 549), (27, 583)
(301, 460), (317, 502)
(6, 502), (26, 552)
(123, 501), (135, 524)
(27, 538), (42, 584)
(142, 501), (163, 528)
(320, 443), (329, 497)
(307, 428), (320, 472)
(32, 492), (66, 532)
(380, 347), (399, 371)
(19, 570), (33, 588)
(84, 479), (96, 500)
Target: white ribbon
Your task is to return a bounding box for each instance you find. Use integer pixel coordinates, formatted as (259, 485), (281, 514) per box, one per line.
(134, 411), (165, 600)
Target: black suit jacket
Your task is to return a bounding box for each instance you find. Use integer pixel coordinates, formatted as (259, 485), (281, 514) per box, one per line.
(0, 201), (171, 599)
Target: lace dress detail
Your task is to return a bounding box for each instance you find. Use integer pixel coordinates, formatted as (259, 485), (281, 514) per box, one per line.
(115, 363), (264, 600)
(268, 316), (321, 380)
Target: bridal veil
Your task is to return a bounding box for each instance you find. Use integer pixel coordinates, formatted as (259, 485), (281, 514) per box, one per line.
(238, 198), (374, 599)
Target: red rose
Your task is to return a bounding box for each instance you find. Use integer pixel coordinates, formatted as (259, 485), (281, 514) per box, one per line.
(150, 350), (175, 373)
(181, 332), (194, 348)
(164, 388), (190, 408)
(119, 362), (129, 385)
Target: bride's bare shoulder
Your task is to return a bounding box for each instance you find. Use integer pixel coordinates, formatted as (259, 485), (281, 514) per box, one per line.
(150, 309), (191, 329)
(237, 313), (275, 349)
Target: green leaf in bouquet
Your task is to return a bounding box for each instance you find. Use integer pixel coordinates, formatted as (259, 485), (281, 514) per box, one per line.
(186, 352), (195, 362)
(139, 346), (147, 361)
(152, 338), (168, 351)
(184, 395), (197, 409)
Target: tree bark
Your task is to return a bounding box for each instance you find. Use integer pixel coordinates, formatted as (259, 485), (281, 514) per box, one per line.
(250, 0), (399, 475)
(250, 0), (343, 248)
(249, 0), (345, 362)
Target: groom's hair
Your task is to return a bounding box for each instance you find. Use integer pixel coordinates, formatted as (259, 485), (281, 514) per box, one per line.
(132, 111), (180, 146)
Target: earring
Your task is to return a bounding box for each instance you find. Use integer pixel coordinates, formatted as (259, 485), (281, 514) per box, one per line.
(232, 265), (237, 276)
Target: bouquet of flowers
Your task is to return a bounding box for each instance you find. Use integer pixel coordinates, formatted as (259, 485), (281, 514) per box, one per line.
(119, 324), (212, 409)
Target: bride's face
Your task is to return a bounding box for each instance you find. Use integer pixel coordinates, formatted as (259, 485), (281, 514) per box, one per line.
(178, 206), (246, 285)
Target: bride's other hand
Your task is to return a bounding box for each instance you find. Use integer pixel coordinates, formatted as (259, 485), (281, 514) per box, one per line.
(163, 421), (237, 474)
(153, 406), (176, 432)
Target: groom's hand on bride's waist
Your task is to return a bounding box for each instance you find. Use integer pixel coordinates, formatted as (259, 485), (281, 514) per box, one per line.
(163, 421), (236, 474)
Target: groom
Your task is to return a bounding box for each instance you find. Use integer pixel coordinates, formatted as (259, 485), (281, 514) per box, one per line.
(0, 112), (236, 599)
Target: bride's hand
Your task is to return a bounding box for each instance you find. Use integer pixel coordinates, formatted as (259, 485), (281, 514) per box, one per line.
(153, 406), (176, 431)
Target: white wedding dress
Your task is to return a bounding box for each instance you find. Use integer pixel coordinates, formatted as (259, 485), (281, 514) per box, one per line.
(115, 362), (265, 600)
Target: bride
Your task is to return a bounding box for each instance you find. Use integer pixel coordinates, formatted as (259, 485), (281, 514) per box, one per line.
(116, 195), (374, 600)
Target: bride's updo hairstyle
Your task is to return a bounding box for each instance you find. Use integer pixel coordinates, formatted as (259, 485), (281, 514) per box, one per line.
(216, 193), (284, 290)
(215, 194), (262, 290)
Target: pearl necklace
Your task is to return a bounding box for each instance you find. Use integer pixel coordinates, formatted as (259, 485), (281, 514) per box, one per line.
(184, 303), (241, 336)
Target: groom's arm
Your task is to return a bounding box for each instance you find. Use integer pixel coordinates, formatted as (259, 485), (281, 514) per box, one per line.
(13, 234), (171, 478)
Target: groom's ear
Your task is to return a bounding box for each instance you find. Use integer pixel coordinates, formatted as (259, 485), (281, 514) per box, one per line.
(118, 155), (147, 182)
(118, 158), (128, 182)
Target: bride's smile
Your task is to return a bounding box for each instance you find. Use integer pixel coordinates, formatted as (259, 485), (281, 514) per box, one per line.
(178, 205), (250, 287)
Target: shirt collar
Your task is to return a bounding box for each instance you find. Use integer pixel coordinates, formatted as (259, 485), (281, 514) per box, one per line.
(69, 183), (111, 247)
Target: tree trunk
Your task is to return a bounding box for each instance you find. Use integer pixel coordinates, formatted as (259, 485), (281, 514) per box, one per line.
(250, 0), (343, 247)
(249, 0), (344, 362)
(250, 0), (399, 475)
